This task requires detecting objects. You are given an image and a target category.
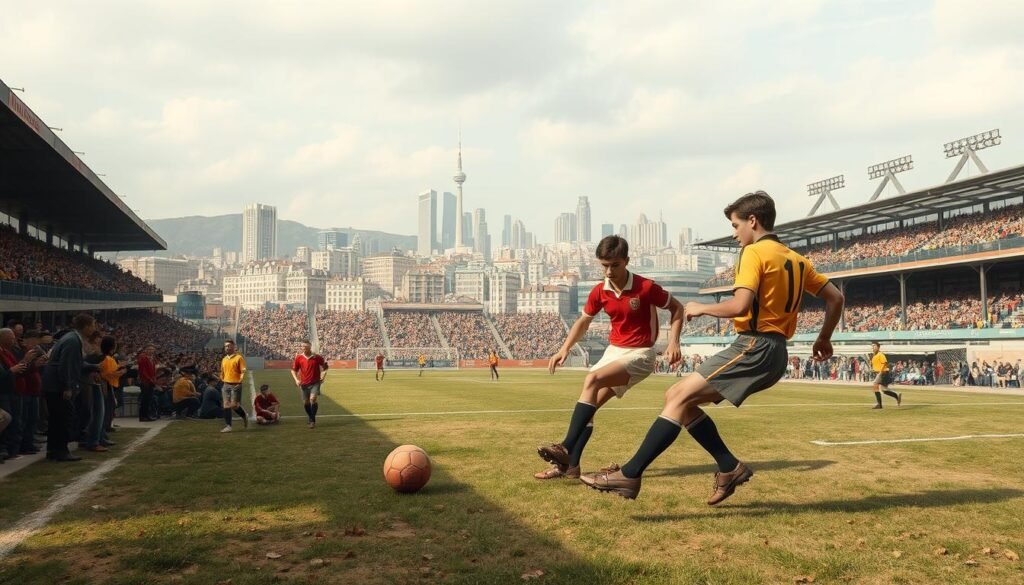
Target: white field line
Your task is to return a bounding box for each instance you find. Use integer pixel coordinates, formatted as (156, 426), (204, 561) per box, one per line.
(811, 433), (1024, 446)
(272, 401), (1024, 420)
(0, 421), (169, 559)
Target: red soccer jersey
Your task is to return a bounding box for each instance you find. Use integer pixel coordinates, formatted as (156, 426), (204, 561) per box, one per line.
(292, 353), (328, 385)
(583, 272), (671, 348)
(254, 392), (279, 412)
(375, 355), (384, 368)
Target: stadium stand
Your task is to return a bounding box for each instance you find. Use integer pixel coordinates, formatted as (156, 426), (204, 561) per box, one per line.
(436, 311), (497, 359)
(315, 309), (384, 360)
(238, 308), (309, 359)
(384, 312), (441, 348)
(492, 313), (566, 360)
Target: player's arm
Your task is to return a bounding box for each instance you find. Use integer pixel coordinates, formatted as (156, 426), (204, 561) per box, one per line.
(290, 358), (301, 386)
(664, 297), (685, 365)
(811, 281), (844, 362)
(549, 313), (593, 374)
(319, 359), (329, 382)
(685, 288), (754, 320)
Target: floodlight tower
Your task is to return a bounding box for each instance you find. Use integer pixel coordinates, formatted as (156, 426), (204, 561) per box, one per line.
(806, 174), (845, 217)
(867, 155), (913, 201)
(944, 129), (1001, 183)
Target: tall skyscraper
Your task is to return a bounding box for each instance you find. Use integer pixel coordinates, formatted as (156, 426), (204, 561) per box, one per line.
(453, 135), (467, 249)
(417, 190), (438, 257)
(441, 192), (456, 249)
(502, 214), (512, 247)
(317, 229), (348, 251)
(472, 208), (489, 258)
(462, 211), (474, 247)
(242, 203), (277, 264)
(511, 219), (525, 250)
(678, 227), (694, 252)
(630, 213), (668, 251)
(575, 196), (592, 244)
(601, 223), (614, 238)
(554, 212), (577, 243)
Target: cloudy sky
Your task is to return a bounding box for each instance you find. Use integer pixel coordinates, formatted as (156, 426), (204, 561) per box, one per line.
(3, 0), (1023, 244)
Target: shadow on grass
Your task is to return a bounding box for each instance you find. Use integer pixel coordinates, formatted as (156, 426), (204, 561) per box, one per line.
(645, 459), (836, 478)
(633, 488), (1024, 522)
(3, 370), (724, 585)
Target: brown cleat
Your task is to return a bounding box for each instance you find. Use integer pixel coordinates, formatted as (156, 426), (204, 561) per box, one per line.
(871, 404), (882, 409)
(896, 393), (902, 407)
(533, 464), (581, 480)
(707, 462), (753, 506)
(537, 443), (570, 467)
(579, 463), (641, 499)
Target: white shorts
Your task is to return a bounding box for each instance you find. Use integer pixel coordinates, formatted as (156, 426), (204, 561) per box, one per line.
(590, 345), (656, 398)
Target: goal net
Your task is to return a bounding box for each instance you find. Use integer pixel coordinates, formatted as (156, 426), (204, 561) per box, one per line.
(355, 347), (460, 370)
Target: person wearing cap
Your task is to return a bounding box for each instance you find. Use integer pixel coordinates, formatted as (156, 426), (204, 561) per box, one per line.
(172, 366), (201, 419)
(253, 384), (280, 425)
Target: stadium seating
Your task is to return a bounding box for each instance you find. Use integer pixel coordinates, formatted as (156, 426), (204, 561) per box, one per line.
(492, 313), (566, 360)
(384, 312), (441, 348)
(238, 308), (309, 359)
(436, 312), (499, 359)
(0, 225), (159, 294)
(315, 310), (384, 360)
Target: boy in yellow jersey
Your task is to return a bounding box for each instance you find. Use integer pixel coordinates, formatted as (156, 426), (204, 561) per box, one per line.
(418, 354), (426, 377)
(488, 349), (499, 381)
(219, 340), (249, 433)
(582, 191), (845, 502)
(869, 341), (901, 409)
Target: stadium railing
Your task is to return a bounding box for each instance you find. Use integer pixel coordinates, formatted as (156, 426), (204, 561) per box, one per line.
(0, 280), (162, 303)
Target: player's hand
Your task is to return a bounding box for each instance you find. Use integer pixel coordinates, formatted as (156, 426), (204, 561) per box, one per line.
(548, 349), (568, 375)
(683, 302), (704, 321)
(664, 343), (682, 366)
(811, 337), (833, 362)
(11, 363), (27, 374)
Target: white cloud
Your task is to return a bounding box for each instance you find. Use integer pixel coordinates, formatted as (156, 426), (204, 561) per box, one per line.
(283, 127), (360, 175)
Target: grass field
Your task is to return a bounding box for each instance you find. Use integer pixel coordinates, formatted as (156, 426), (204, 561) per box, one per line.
(2, 368), (1023, 585)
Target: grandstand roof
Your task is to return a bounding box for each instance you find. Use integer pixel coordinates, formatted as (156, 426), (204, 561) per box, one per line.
(0, 79), (165, 252)
(696, 162), (1024, 249)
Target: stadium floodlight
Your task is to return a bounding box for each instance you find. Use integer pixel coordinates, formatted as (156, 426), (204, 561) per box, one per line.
(944, 129), (1001, 183)
(10, 87), (24, 92)
(47, 126), (62, 132)
(72, 150), (85, 155)
(867, 155), (913, 201)
(806, 174), (845, 217)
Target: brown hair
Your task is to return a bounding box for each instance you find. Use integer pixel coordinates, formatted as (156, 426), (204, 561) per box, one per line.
(595, 235), (629, 260)
(71, 313), (96, 331)
(723, 191), (776, 231)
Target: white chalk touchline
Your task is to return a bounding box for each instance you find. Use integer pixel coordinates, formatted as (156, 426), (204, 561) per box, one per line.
(0, 421), (169, 559)
(811, 433), (1024, 446)
(274, 401), (1024, 419)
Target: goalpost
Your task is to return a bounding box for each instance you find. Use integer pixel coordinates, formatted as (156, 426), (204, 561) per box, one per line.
(355, 347), (460, 370)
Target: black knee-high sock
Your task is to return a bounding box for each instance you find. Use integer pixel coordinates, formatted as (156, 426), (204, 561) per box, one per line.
(311, 402), (319, 422)
(561, 402), (597, 452)
(569, 423), (593, 467)
(304, 403), (312, 421)
(621, 416), (682, 478)
(685, 412), (738, 472)
(234, 406), (247, 419)
(874, 392), (883, 406)
(882, 389), (900, 400)
(224, 407), (232, 427)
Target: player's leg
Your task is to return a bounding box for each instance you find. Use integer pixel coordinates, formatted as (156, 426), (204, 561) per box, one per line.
(871, 374), (884, 408)
(880, 376), (900, 405)
(231, 387), (248, 428)
(308, 383), (320, 428)
(534, 386), (615, 479)
(221, 386), (234, 431)
(537, 362), (631, 468)
(301, 385), (313, 422)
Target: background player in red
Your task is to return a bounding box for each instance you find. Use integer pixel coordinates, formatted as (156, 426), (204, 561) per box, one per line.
(291, 340), (328, 429)
(535, 235), (684, 480)
(375, 352), (385, 381)
(253, 384), (280, 424)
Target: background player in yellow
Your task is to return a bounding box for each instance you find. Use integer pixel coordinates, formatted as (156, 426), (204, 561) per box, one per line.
(582, 191), (845, 502)
(869, 341), (901, 409)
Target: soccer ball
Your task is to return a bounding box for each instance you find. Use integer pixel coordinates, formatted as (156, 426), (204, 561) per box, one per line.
(383, 444), (432, 493)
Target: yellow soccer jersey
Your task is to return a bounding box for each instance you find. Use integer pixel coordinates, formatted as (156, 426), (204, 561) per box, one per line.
(733, 235), (830, 339)
(221, 353), (247, 384)
(871, 352), (889, 373)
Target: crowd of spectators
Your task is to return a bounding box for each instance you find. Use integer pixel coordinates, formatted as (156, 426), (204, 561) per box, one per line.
(384, 312), (441, 348)
(700, 201), (1024, 288)
(436, 312), (499, 359)
(0, 225), (159, 295)
(238, 308), (309, 359)
(315, 310), (384, 360)
(952, 360), (1023, 388)
(492, 313), (566, 359)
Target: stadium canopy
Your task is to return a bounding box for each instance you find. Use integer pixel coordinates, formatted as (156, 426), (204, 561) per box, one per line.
(695, 162), (1024, 250)
(0, 78), (165, 252)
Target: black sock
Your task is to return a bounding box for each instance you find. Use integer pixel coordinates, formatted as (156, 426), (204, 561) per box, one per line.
(621, 416), (682, 478)
(224, 408), (232, 427)
(883, 390), (900, 400)
(311, 402), (319, 422)
(874, 392), (883, 406)
(234, 407), (247, 419)
(304, 403), (312, 421)
(569, 424), (593, 467)
(686, 413), (738, 472)
(561, 402), (597, 453)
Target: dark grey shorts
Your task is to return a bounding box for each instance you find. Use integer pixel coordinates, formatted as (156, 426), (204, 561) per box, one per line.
(695, 333), (789, 407)
(874, 372), (893, 387)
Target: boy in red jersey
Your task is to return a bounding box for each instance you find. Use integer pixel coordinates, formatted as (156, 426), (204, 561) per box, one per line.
(292, 340), (328, 429)
(375, 352), (385, 382)
(253, 384), (280, 424)
(535, 236), (684, 480)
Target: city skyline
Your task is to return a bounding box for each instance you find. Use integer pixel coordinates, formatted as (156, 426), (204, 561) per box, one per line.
(5, 3), (1021, 247)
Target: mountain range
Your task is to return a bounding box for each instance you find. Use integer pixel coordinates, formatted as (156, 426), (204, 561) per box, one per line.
(136, 214), (416, 257)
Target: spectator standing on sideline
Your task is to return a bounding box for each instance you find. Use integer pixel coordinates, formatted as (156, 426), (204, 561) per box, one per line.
(136, 344), (158, 422)
(42, 314), (97, 462)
